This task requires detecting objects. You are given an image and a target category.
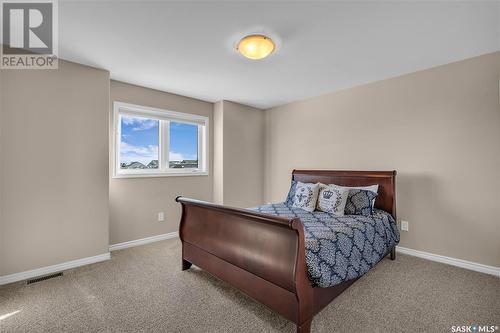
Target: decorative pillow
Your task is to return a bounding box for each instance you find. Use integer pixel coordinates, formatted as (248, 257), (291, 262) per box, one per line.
(292, 182), (320, 212)
(285, 180), (297, 206)
(339, 184), (379, 207)
(316, 183), (349, 215)
(344, 189), (378, 216)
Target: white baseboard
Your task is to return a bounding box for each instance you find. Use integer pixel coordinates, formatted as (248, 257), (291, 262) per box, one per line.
(396, 246), (500, 277)
(3, 238), (493, 286)
(109, 231), (178, 252)
(0, 252), (111, 286)
(0, 233), (178, 286)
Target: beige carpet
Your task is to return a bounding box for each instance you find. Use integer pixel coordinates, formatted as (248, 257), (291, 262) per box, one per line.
(0, 239), (498, 333)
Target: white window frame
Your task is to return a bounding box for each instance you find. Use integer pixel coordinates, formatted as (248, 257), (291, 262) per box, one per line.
(113, 101), (209, 178)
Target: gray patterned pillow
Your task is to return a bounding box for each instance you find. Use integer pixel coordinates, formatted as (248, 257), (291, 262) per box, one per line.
(292, 182), (320, 212)
(285, 180), (297, 206)
(339, 184), (378, 207)
(344, 189), (378, 216)
(316, 183), (349, 215)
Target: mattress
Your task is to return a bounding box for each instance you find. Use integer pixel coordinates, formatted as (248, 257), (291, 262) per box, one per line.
(251, 203), (400, 288)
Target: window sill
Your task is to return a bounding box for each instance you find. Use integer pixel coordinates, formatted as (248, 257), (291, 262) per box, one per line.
(112, 171), (209, 179)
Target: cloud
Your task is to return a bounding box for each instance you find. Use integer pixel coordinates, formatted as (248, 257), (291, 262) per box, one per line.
(169, 151), (197, 162)
(120, 141), (158, 165)
(121, 116), (158, 131)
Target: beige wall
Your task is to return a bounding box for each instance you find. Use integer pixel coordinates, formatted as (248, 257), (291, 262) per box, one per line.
(109, 81), (213, 245)
(265, 52), (500, 267)
(213, 101), (265, 208)
(0, 61), (110, 276)
(213, 101), (224, 204)
(0, 68), (3, 276)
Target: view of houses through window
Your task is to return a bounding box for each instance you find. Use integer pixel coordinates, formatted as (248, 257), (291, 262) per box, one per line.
(120, 115), (160, 169)
(168, 122), (198, 169)
(114, 102), (207, 176)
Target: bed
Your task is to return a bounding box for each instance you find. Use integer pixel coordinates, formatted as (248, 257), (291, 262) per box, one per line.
(176, 170), (399, 333)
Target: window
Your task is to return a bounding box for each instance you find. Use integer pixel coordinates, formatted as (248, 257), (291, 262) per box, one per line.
(113, 102), (208, 177)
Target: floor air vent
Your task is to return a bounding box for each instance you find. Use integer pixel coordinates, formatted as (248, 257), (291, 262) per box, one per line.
(27, 272), (63, 285)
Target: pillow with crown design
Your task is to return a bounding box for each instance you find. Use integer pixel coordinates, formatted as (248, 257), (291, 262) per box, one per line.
(316, 183), (349, 215)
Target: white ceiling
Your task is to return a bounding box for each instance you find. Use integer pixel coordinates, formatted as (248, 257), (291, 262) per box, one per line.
(59, 1), (500, 109)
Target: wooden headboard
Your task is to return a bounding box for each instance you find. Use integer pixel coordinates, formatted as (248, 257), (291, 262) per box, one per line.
(292, 170), (397, 218)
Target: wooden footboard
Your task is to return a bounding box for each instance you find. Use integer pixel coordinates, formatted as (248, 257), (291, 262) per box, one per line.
(176, 196), (316, 331)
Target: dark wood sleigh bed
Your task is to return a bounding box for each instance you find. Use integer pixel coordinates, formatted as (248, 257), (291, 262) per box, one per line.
(176, 170), (397, 333)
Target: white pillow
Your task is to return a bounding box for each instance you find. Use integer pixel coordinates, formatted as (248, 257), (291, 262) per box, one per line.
(292, 182), (320, 212)
(339, 184), (379, 207)
(316, 183), (349, 215)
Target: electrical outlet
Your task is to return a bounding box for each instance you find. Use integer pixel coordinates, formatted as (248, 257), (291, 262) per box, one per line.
(400, 220), (409, 231)
(158, 212), (165, 222)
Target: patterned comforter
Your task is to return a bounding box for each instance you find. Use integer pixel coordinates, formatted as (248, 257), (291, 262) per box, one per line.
(251, 203), (400, 288)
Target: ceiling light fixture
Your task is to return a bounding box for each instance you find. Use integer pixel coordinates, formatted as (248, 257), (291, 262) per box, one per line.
(237, 34), (275, 60)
